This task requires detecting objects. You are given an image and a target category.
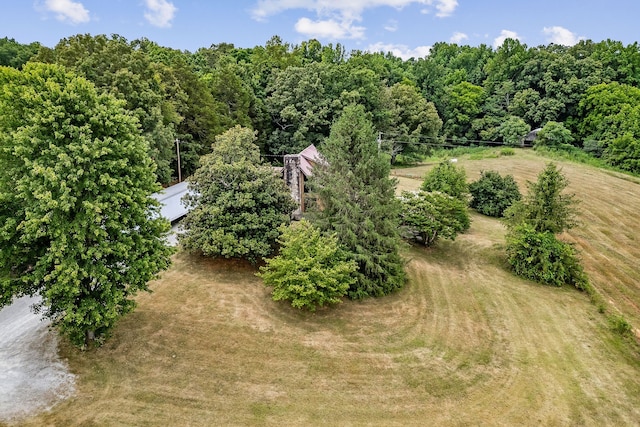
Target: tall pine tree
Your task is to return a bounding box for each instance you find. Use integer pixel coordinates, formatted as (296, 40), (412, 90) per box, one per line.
(310, 104), (406, 299)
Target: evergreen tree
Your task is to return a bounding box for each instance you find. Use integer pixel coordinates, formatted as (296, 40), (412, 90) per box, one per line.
(310, 104), (406, 299)
(503, 163), (586, 289)
(504, 163), (578, 234)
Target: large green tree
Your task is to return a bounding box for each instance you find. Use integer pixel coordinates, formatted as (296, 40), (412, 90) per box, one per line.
(265, 62), (339, 154)
(35, 34), (178, 184)
(0, 63), (173, 347)
(310, 104), (406, 299)
(179, 126), (296, 262)
(380, 82), (442, 164)
(400, 190), (470, 246)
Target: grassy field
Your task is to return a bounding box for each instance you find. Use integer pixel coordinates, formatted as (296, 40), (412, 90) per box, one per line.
(11, 149), (640, 426)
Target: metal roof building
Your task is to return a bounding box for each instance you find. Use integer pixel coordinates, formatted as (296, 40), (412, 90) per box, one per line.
(151, 181), (192, 223)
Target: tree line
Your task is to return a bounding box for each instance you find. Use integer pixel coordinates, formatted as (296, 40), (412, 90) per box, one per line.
(3, 34), (640, 180)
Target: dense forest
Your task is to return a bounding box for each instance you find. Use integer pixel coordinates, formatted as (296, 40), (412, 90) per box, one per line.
(2, 34), (640, 184)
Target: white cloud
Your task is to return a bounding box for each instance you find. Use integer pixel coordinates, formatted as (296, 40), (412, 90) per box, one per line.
(251, 1), (459, 39)
(384, 19), (398, 32)
(295, 17), (365, 39)
(542, 26), (584, 46)
(493, 29), (521, 48)
(450, 31), (468, 44)
(432, 0), (457, 17)
(366, 42), (431, 60)
(42, 0), (90, 24)
(143, 0), (177, 28)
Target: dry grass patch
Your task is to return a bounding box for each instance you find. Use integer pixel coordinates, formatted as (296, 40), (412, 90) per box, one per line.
(395, 150), (640, 337)
(9, 150), (640, 426)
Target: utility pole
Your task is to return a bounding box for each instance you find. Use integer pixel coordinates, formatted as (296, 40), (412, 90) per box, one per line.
(175, 139), (182, 183)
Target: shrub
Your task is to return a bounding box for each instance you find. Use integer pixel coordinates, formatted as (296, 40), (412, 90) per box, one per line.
(258, 220), (357, 311)
(421, 161), (469, 202)
(400, 190), (470, 247)
(505, 224), (588, 290)
(608, 315), (633, 337)
(469, 170), (521, 217)
(500, 147), (515, 156)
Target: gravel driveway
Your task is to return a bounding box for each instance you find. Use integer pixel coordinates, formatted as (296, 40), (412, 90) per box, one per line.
(0, 296), (75, 422)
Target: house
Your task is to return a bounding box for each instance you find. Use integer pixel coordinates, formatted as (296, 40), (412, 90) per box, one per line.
(283, 144), (323, 219)
(522, 128), (542, 147)
(151, 181), (192, 223)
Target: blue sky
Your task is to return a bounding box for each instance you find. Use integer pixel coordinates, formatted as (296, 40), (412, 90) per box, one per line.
(2, 1), (639, 59)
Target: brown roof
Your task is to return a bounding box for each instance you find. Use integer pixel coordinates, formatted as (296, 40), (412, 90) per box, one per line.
(297, 144), (323, 177)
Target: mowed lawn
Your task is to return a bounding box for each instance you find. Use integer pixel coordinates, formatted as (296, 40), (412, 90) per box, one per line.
(14, 150), (640, 426)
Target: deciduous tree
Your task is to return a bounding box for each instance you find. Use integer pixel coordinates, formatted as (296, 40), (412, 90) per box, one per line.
(399, 190), (470, 246)
(0, 63), (173, 347)
(258, 220), (356, 311)
(180, 126), (296, 262)
(421, 161), (469, 202)
(35, 34), (178, 183)
(535, 121), (574, 149)
(469, 170), (521, 217)
(498, 116), (531, 146)
(380, 82), (442, 164)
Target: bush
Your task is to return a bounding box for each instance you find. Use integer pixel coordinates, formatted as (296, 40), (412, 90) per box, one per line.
(608, 315), (633, 337)
(469, 170), (521, 217)
(505, 224), (588, 290)
(258, 220), (357, 311)
(400, 190), (470, 246)
(500, 147), (516, 156)
(605, 133), (640, 174)
(421, 161), (469, 202)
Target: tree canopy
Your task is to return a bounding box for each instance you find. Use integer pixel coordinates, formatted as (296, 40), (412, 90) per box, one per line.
(0, 63), (174, 347)
(3, 34), (640, 178)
